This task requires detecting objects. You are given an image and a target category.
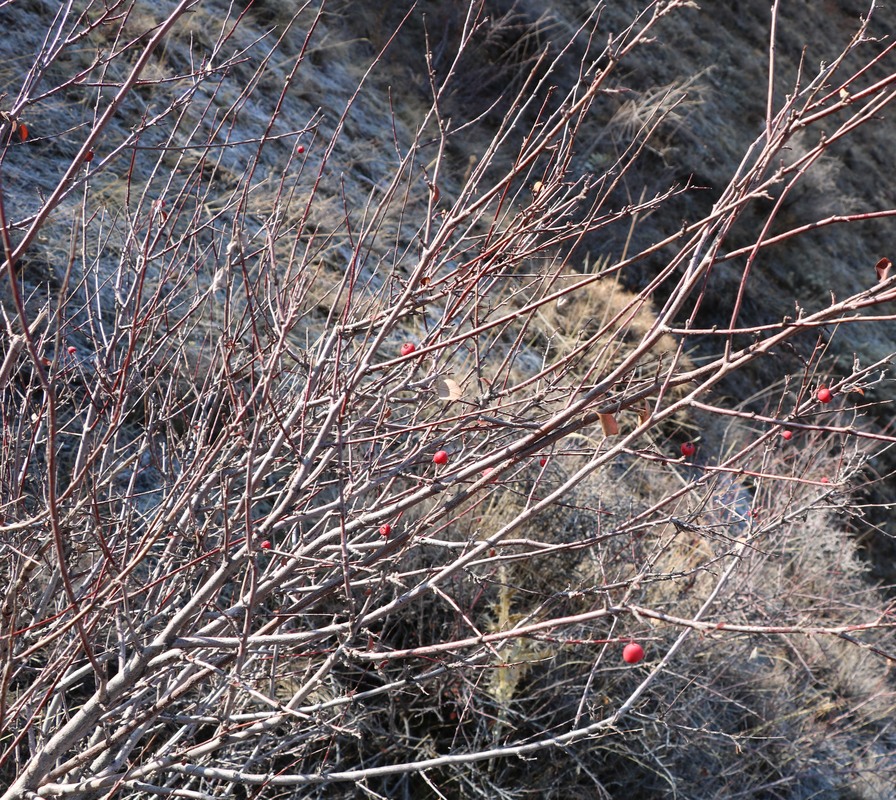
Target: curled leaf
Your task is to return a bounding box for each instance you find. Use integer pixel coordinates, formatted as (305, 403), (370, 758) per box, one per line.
(637, 404), (651, 427)
(436, 377), (463, 401)
(598, 412), (619, 436)
(875, 257), (891, 283)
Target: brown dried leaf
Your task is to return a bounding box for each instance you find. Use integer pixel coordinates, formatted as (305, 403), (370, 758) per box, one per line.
(599, 413), (619, 436)
(875, 257), (892, 283)
(436, 378), (463, 401)
(637, 404), (651, 426)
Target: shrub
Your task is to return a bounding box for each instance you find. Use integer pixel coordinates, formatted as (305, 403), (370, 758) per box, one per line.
(2, 1), (896, 797)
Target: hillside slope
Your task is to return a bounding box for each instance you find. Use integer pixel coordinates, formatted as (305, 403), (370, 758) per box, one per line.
(1, 1), (896, 798)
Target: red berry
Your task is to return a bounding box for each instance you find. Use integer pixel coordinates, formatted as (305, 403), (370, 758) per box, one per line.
(67, 346), (77, 355)
(84, 149), (94, 163)
(260, 540), (271, 550)
(400, 343), (416, 356)
(296, 144), (305, 154)
(782, 430), (793, 441)
(433, 450), (448, 465)
(820, 476), (830, 484)
(539, 457), (548, 467)
(622, 642), (645, 664)
(379, 524), (392, 537)
(817, 386), (833, 404)
(481, 467), (493, 478)
(680, 442), (696, 458)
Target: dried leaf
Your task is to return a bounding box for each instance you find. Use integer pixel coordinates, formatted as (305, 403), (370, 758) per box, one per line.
(875, 257), (892, 283)
(599, 413), (619, 436)
(637, 404), (651, 426)
(844, 385), (865, 397)
(436, 378), (463, 401)
(18, 124), (28, 142)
